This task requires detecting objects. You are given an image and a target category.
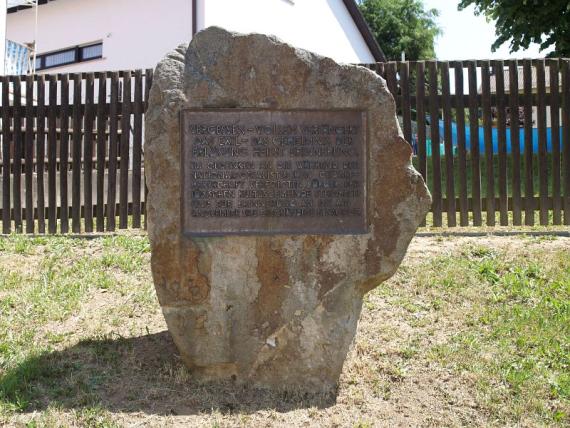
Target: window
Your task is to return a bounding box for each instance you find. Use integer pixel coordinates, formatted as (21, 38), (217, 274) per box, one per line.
(35, 42), (103, 71)
(44, 49), (76, 68)
(81, 43), (102, 60)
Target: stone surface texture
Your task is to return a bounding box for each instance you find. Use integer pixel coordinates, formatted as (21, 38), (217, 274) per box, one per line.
(145, 27), (431, 391)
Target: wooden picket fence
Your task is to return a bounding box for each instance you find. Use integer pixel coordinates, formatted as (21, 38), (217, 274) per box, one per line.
(368, 58), (570, 227)
(0, 70), (153, 234)
(0, 59), (569, 234)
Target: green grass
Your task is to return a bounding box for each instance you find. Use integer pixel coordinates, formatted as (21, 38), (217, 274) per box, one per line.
(0, 233), (152, 419)
(406, 243), (570, 424)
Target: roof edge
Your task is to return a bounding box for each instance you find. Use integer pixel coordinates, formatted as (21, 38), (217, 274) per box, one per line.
(7, 0), (56, 14)
(342, 0), (386, 63)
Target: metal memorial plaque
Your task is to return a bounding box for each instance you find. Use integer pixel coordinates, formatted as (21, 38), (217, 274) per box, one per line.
(181, 109), (367, 236)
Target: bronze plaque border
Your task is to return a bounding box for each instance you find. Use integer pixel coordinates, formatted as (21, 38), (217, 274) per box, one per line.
(180, 108), (368, 237)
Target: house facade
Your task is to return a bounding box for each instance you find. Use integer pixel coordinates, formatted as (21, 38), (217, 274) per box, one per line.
(5, 0), (384, 74)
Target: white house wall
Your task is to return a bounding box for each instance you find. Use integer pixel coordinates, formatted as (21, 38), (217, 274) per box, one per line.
(6, 0), (375, 74)
(200, 0), (375, 64)
(6, 0), (193, 72)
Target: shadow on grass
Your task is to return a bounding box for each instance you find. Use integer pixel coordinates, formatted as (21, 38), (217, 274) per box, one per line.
(0, 331), (336, 416)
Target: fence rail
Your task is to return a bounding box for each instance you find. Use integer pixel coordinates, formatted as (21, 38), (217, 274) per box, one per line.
(0, 70), (153, 234)
(367, 58), (570, 227)
(0, 59), (569, 234)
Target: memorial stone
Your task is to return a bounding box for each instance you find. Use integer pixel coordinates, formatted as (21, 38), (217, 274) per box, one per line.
(145, 27), (431, 391)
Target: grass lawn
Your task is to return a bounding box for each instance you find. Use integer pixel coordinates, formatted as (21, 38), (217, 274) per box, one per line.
(0, 232), (568, 427)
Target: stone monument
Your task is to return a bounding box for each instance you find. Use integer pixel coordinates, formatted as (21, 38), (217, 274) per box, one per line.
(145, 27), (431, 392)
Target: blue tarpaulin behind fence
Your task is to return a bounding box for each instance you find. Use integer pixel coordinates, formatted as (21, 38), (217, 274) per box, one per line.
(412, 120), (564, 156)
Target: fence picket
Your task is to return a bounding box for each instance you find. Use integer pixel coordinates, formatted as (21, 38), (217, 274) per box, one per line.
(96, 73), (107, 232)
(72, 74), (82, 233)
(144, 68), (153, 230)
(428, 61), (442, 226)
(562, 60), (570, 225)
(106, 72), (119, 231)
(508, 60), (522, 225)
(494, 60), (508, 225)
(548, 60), (561, 225)
(36, 76), (46, 233)
(374, 62), (385, 78)
(60, 74), (70, 233)
(25, 75), (34, 232)
(12, 76), (22, 232)
(467, 61), (482, 225)
(119, 71), (131, 229)
(441, 62), (455, 226)
(132, 70), (143, 228)
(399, 61), (412, 144)
(84, 73), (95, 232)
(536, 60), (549, 225)
(481, 61), (495, 226)
(47, 75), (57, 233)
(415, 61), (427, 226)
(1, 77), (10, 233)
(385, 62), (397, 100)
(523, 59), (535, 225)
(454, 63), (468, 226)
